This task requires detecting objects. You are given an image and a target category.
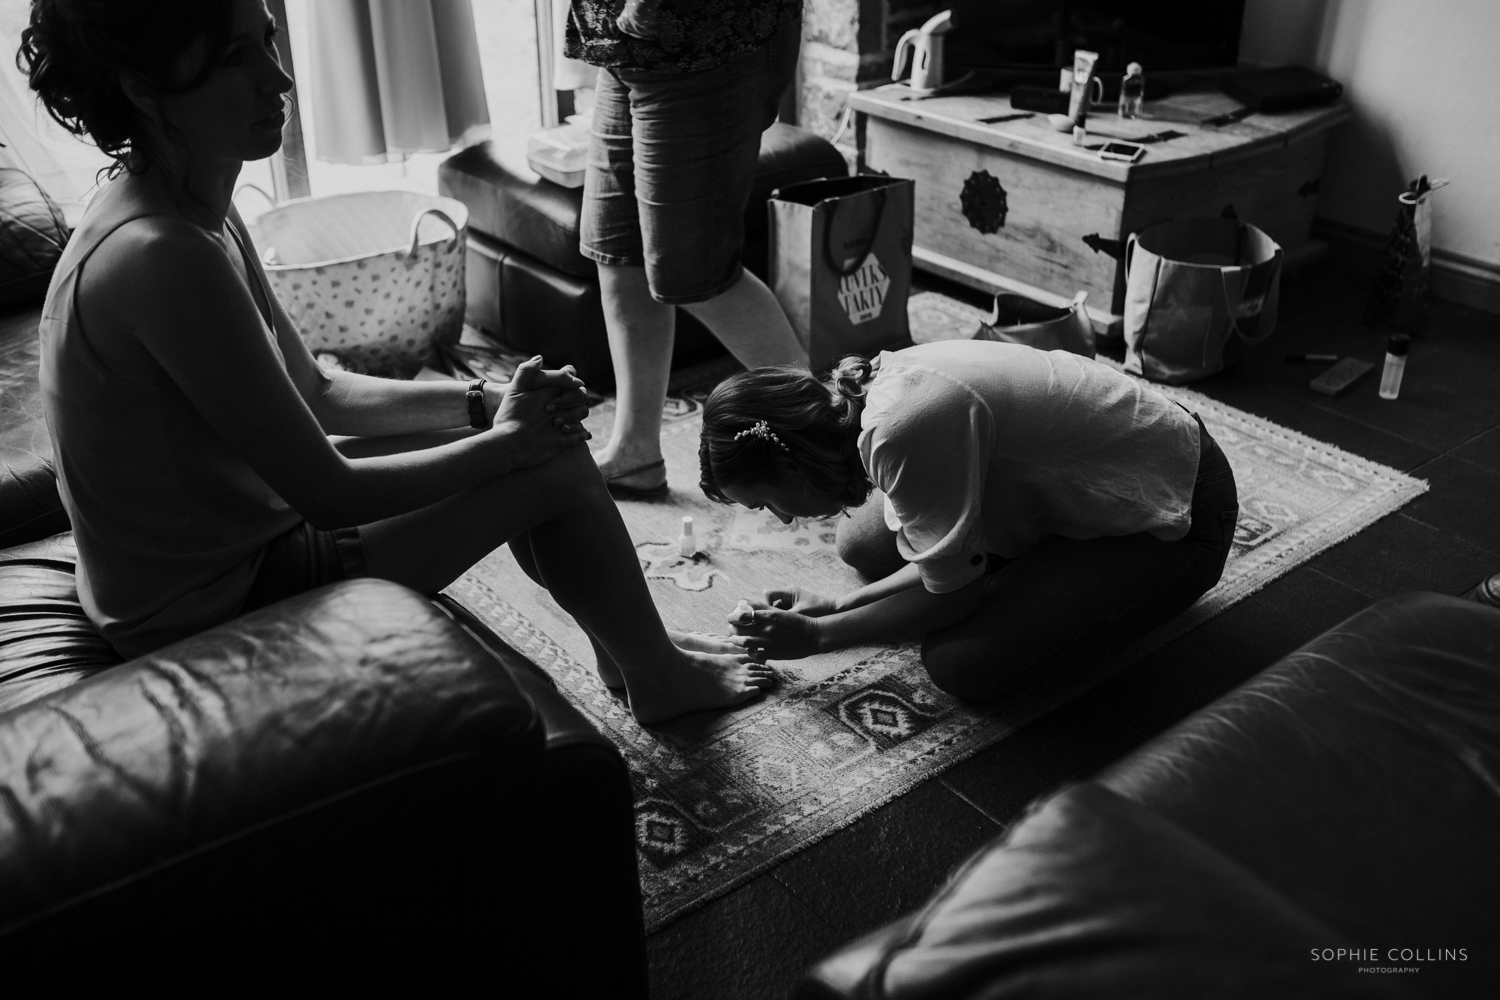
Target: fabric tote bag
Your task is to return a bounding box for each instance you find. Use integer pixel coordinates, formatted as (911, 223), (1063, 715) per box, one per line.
(769, 176), (914, 372)
(1123, 211), (1282, 384)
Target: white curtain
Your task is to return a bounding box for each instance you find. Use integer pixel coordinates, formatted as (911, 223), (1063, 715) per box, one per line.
(309, 0), (491, 164)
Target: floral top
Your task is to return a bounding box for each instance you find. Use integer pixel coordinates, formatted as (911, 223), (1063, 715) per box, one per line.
(565, 0), (803, 75)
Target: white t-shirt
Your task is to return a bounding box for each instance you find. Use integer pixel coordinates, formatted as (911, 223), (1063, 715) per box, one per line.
(856, 341), (1202, 593)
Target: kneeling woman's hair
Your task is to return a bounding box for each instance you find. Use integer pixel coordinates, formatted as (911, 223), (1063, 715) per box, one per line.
(700, 356), (875, 507)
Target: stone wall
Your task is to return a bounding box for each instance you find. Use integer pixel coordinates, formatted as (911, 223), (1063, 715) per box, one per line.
(797, 0), (940, 164)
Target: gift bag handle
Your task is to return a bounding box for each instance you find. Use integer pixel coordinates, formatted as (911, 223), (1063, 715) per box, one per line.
(1218, 246), (1282, 345)
(407, 208), (463, 257)
(822, 188), (890, 278)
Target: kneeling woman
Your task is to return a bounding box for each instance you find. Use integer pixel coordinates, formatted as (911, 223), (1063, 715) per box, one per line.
(699, 340), (1238, 700)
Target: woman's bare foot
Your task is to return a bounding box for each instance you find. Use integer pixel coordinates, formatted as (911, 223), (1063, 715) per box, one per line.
(627, 648), (777, 725)
(592, 442), (666, 491)
(669, 629), (765, 659)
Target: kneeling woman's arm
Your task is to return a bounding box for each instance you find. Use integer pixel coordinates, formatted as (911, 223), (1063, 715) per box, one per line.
(737, 566), (987, 659)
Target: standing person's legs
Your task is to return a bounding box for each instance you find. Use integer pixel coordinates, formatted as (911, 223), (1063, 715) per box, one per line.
(583, 23), (807, 491)
(921, 426), (1239, 701)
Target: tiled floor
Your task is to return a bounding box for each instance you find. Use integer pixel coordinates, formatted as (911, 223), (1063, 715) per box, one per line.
(2, 241), (1497, 999)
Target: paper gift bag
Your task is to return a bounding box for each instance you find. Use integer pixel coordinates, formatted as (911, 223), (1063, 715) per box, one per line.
(1123, 211), (1282, 384)
(769, 176), (914, 372)
(1365, 175), (1449, 334)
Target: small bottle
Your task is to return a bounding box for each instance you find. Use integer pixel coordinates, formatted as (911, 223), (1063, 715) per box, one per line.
(679, 516), (696, 557)
(1379, 334), (1410, 399)
(1119, 62), (1144, 119)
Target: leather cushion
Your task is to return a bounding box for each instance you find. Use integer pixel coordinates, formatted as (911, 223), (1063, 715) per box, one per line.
(0, 578), (542, 931)
(438, 122), (845, 279)
(0, 534), (118, 715)
(0, 451), (69, 550)
(1099, 593), (1500, 996)
(0, 168), (69, 309)
(802, 783), (1412, 999)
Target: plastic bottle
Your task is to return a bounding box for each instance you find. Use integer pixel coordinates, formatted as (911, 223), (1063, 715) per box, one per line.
(1379, 334), (1410, 399)
(1119, 62), (1145, 119)
(679, 516), (696, 557)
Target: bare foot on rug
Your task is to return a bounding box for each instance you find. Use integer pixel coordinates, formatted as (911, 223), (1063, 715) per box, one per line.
(628, 648), (777, 725)
(669, 629), (765, 660)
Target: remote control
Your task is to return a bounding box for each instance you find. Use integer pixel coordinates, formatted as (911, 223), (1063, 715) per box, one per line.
(1309, 357), (1374, 396)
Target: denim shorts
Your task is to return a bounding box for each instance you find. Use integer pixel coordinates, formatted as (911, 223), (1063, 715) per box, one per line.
(579, 20), (801, 304)
(244, 521), (367, 612)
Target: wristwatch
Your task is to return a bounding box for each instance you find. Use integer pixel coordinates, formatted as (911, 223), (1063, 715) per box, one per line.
(466, 378), (487, 429)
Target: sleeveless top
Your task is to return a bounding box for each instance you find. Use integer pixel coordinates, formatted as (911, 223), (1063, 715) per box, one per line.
(39, 179), (300, 658)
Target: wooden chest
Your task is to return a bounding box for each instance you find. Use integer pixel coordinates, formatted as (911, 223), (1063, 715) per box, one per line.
(850, 87), (1351, 332)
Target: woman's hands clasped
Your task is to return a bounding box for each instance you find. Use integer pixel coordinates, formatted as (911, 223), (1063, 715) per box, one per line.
(491, 356), (593, 468)
(726, 587), (839, 660)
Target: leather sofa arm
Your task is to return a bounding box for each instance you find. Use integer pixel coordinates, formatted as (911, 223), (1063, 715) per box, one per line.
(0, 578), (542, 937)
(0, 450), (68, 549)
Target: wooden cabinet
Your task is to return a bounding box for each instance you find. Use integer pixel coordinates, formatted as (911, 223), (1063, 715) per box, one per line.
(850, 86), (1350, 333)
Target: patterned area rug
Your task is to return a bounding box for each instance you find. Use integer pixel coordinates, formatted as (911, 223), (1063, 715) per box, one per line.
(447, 302), (1428, 932)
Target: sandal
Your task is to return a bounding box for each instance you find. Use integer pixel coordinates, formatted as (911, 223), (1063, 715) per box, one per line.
(603, 458), (669, 500)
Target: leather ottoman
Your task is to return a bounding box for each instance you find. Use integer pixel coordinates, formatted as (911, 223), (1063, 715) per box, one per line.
(438, 121), (848, 388)
(799, 593), (1500, 1000)
(0, 452), (648, 995)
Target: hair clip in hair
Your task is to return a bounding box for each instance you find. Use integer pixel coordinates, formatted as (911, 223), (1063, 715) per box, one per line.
(734, 420), (789, 452)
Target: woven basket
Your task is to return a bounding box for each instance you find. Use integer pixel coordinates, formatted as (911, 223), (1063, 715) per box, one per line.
(247, 191), (469, 377)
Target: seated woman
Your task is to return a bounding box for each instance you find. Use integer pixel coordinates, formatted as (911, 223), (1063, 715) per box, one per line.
(699, 340), (1239, 701)
(22, 0), (770, 723)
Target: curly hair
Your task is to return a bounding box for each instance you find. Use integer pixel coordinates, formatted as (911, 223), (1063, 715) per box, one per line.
(17, 0), (237, 174)
(699, 355), (875, 509)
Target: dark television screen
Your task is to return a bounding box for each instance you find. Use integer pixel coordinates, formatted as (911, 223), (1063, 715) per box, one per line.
(947, 0), (1247, 78)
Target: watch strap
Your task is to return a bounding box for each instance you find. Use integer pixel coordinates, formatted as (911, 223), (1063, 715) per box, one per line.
(466, 378), (487, 429)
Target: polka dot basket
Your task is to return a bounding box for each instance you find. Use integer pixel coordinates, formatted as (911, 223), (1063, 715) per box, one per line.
(248, 190), (469, 378)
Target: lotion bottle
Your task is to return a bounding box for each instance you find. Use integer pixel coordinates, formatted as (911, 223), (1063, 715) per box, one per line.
(1379, 334), (1410, 399)
(1119, 63), (1145, 119)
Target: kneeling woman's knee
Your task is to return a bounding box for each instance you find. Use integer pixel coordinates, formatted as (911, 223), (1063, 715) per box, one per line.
(920, 634), (1030, 703)
(835, 522), (896, 579)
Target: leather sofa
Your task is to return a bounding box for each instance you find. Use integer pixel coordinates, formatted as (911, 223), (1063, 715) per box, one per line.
(798, 591), (1500, 1000)
(437, 122), (848, 389)
(0, 450), (648, 995)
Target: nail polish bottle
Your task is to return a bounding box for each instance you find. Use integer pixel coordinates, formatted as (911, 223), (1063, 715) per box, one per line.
(679, 516), (696, 557)
(1379, 334), (1410, 400)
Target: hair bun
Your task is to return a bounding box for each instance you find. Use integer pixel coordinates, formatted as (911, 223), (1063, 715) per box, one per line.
(829, 354), (873, 428)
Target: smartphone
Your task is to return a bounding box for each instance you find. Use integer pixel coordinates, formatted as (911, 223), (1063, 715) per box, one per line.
(1098, 141), (1146, 162)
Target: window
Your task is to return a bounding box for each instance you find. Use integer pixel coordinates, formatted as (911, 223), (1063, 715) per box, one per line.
(0, 0), (548, 217)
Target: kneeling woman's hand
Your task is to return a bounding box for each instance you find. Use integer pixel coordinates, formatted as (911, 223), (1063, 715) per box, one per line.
(728, 601), (823, 660)
(764, 587), (838, 617)
(492, 356), (592, 467)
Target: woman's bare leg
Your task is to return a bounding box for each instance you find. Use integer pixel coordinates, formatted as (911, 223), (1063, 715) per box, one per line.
(349, 439), (773, 722)
(508, 519), (759, 691)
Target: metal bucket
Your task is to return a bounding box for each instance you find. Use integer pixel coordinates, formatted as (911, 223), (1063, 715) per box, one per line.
(248, 190), (468, 377)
